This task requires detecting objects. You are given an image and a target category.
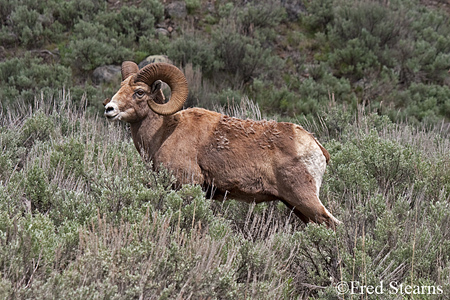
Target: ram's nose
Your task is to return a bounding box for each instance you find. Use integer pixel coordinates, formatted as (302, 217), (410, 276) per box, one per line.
(105, 105), (114, 114)
(104, 102), (119, 120)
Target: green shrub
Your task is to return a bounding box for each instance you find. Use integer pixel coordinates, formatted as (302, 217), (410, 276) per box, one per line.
(54, 0), (106, 26)
(21, 110), (56, 148)
(24, 163), (52, 212)
(330, 1), (405, 50)
(138, 0), (165, 21)
(0, 0), (98, 48)
(50, 138), (86, 179)
(0, 126), (26, 180)
(237, 0), (286, 40)
(303, 0), (334, 32)
(0, 55), (72, 107)
(57, 0), (164, 72)
(210, 88), (243, 107)
(186, 0), (201, 14)
(167, 34), (218, 75)
(390, 83), (450, 124)
(250, 69), (355, 117)
(212, 28), (284, 87)
(320, 0), (450, 121)
(295, 71), (355, 115)
(325, 129), (425, 199)
(325, 1), (407, 81)
(61, 20), (133, 71)
(328, 37), (380, 81)
(165, 185), (213, 231)
(0, 0), (13, 22)
(405, 9), (450, 85)
(217, 2), (235, 19)
(98, 5), (158, 44)
(168, 2), (284, 89)
(8, 5), (44, 48)
(88, 145), (160, 222)
(137, 34), (170, 57)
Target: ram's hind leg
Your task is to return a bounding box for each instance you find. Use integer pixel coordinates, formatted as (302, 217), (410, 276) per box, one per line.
(280, 200), (309, 224)
(278, 164), (340, 229)
(281, 192), (339, 229)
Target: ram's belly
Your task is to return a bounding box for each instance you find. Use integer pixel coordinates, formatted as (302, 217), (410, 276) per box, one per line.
(206, 175), (279, 203)
(199, 154), (278, 201)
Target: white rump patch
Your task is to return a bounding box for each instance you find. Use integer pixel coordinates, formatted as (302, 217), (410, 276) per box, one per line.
(302, 146), (327, 195)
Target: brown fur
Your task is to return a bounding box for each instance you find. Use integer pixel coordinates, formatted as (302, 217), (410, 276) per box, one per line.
(104, 77), (340, 229)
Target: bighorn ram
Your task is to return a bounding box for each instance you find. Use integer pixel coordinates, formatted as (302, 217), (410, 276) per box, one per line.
(104, 62), (340, 228)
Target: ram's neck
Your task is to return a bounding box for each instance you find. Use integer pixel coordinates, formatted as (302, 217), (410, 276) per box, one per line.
(129, 113), (168, 161)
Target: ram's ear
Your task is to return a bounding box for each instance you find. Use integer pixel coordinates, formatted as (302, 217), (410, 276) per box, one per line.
(151, 80), (162, 93)
(151, 80), (165, 104)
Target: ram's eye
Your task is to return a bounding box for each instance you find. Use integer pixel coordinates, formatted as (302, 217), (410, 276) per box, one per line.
(135, 89), (145, 98)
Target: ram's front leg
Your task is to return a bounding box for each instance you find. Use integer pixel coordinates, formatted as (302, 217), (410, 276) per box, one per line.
(171, 165), (205, 187)
(154, 152), (205, 187)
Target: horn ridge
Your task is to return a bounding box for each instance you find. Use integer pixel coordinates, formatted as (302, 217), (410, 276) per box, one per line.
(135, 62), (188, 116)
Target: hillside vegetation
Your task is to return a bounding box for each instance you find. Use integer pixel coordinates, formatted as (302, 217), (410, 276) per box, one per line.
(1, 0), (450, 122)
(1, 0), (450, 299)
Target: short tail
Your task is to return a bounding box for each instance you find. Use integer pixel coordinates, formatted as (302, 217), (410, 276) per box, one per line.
(315, 139), (330, 164)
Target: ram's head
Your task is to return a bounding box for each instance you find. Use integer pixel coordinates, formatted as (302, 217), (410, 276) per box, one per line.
(104, 62), (189, 122)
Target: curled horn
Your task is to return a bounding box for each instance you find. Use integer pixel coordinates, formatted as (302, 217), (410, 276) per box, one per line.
(121, 61), (139, 81)
(135, 63), (188, 116)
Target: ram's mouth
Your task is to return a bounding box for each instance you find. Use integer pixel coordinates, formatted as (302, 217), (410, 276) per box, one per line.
(105, 112), (119, 121)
